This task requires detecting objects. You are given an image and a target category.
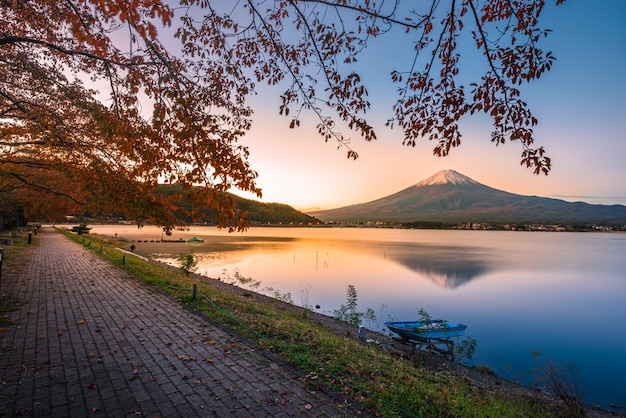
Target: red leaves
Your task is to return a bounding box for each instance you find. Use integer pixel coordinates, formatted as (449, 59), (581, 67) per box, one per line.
(1, 0), (558, 235)
(380, 0), (554, 174)
(157, 0), (554, 178)
(521, 146), (552, 175)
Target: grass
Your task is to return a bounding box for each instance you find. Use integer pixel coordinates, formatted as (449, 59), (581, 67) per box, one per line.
(38, 229), (568, 417)
(0, 229), (37, 326)
(0, 294), (19, 327)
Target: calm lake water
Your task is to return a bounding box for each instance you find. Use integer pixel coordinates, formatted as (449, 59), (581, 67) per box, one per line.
(89, 225), (626, 411)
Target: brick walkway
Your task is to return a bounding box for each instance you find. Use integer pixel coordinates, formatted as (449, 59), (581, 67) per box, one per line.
(0, 228), (366, 417)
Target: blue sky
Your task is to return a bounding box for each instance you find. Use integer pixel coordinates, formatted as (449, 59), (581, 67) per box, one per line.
(237, 1), (626, 211)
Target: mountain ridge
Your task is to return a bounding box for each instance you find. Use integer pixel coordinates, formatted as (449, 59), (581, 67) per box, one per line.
(308, 170), (626, 224)
(154, 184), (319, 225)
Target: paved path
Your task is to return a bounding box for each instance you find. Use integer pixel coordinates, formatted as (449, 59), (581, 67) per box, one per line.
(0, 228), (364, 417)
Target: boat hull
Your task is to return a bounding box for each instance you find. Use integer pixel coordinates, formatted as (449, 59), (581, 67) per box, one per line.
(385, 320), (467, 340)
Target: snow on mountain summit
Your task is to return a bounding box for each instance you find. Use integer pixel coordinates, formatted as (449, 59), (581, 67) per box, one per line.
(415, 170), (479, 187)
(307, 168), (626, 223)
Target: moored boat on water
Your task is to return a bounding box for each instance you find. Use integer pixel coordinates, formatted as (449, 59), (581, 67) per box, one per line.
(385, 320), (467, 340)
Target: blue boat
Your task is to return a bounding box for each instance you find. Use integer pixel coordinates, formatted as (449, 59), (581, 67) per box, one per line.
(385, 320), (467, 341)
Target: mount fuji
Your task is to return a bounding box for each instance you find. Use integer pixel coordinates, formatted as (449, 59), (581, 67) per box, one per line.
(307, 170), (626, 224)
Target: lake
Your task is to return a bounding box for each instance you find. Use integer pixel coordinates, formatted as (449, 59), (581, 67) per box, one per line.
(88, 225), (626, 411)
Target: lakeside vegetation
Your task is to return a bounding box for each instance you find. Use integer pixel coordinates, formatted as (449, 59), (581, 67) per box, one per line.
(17, 228), (588, 416)
(340, 220), (625, 232)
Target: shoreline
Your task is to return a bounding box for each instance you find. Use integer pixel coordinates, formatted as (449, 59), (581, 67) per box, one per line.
(60, 226), (626, 415)
(108, 233), (620, 417)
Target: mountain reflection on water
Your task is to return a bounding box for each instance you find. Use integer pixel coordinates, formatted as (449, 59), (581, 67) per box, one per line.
(133, 233), (496, 289)
(385, 247), (493, 288)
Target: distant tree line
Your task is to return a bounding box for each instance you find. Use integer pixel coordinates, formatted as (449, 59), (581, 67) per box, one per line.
(402, 221), (625, 231)
(402, 221), (454, 229)
(153, 184), (319, 226)
(3, 183), (319, 228)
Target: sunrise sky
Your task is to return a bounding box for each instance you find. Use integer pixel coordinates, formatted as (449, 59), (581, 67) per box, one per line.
(233, 1), (626, 212)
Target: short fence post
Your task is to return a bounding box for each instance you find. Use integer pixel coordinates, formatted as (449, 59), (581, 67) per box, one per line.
(0, 248), (4, 291)
(192, 283), (197, 301)
(28, 232), (32, 244)
(122, 255), (126, 265)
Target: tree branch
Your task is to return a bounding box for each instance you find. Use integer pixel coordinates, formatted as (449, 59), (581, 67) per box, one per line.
(297, 0), (432, 30)
(247, 0), (362, 156)
(0, 35), (155, 67)
(5, 171), (86, 205)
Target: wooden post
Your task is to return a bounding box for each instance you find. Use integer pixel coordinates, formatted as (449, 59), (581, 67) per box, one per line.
(0, 248), (4, 291)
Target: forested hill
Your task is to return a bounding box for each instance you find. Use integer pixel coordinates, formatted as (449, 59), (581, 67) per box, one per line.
(230, 194), (320, 225)
(156, 184), (319, 226)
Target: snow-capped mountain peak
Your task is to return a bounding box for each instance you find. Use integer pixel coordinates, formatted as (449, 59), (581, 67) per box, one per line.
(415, 169), (479, 187)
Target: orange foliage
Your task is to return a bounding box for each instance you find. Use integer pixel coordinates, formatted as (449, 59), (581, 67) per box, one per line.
(1, 1), (561, 228)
